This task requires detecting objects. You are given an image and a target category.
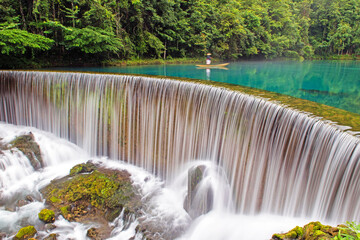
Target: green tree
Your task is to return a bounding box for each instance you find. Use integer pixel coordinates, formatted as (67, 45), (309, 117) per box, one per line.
(63, 26), (123, 55)
(0, 28), (54, 55)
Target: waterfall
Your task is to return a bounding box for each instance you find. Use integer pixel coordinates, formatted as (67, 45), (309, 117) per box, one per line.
(1, 70), (359, 224)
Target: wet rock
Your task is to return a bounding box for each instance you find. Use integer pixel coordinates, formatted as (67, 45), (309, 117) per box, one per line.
(43, 233), (57, 240)
(136, 219), (175, 240)
(13, 225), (37, 240)
(41, 161), (142, 239)
(69, 161), (97, 176)
(271, 221), (356, 240)
(25, 195), (34, 202)
(0, 138), (6, 155)
(44, 224), (56, 232)
(38, 209), (55, 223)
(87, 228), (101, 240)
(16, 200), (28, 208)
(10, 133), (43, 170)
(15, 195), (36, 208)
(0, 232), (7, 239)
(184, 165), (213, 218)
(5, 206), (16, 212)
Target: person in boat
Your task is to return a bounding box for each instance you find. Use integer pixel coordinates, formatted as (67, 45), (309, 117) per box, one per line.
(206, 53), (212, 65)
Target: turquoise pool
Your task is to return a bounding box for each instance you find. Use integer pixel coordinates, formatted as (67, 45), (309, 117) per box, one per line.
(51, 60), (360, 114)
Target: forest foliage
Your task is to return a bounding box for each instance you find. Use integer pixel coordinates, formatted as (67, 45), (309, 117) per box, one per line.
(0, 0), (359, 67)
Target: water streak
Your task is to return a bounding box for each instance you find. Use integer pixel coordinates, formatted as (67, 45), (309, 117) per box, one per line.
(1, 71), (359, 223)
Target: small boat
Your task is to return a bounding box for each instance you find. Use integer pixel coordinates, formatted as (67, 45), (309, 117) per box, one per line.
(196, 63), (230, 68)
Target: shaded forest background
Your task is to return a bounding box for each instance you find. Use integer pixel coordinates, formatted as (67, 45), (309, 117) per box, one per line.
(0, 0), (359, 68)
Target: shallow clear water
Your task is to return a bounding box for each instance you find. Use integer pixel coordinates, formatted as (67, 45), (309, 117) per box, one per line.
(51, 60), (360, 114)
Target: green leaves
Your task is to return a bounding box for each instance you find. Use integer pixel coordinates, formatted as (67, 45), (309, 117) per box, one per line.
(64, 26), (123, 54)
(1, 0), (359, 66)
(144, 31), (165, 58)
(0, 29), (54, 55)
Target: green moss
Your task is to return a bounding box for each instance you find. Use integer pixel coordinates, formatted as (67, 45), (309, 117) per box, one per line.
(282, 226), (303, 238)
(38, 209), (55, 223)
(46, 167), (134, 211)
(284, 230), (297, 238)
(14, 226), (37, 240)
(10, 134), (43, 169)
(272, 221), (354, 240)
(313, 230), (325, 237)
(271, 233), (284, 239)
(50, 196), (62, 203)
(42, 162), (140, 224)
(69, 165), (83, 176)
(60, 205), (69, 217)
(293, 226), (303, 237)
(69, 162), (96, 176)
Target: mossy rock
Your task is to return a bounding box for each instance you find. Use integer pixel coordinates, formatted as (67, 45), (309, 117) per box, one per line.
(272, 225), (303, 240)
(271, 221), (358, 240)
(38, 209), (55, 223)
(46, 169), (134, 212)
(13, 226), (37, 240)
(43, 233), (57, 240)
(40, 161), (142, 239)
(10, 133), (43, 170)
(69, 162), (97, 176)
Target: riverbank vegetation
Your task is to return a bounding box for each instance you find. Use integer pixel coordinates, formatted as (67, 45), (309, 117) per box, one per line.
(272, 221), (360, 240)
(0, 0), (359, 68)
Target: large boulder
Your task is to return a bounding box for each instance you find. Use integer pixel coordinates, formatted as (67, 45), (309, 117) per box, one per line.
(184, 165), (213, 219)
(271, 221), (357, 240)
(41, 161), (142, 239)
(9, 133), (43, 170)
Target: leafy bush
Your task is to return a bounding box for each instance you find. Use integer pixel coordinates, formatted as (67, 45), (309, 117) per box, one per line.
(0, 29), (53, 55)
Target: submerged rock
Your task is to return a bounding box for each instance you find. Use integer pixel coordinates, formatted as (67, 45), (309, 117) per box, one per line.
(43, 234), (57, 240)
(184, 165), (213, 219)
(271, 221), (357, 240)
(9, 133), (43, 170)
(44, 224), (56, 232)
(0, 232), (7, 239)
(0, 137), (5, 154)
(13, 226), (37, 240)
(41, 161), (142, 239)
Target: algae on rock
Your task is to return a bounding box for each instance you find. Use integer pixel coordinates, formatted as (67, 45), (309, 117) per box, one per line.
(38, 209), (55, 223)
(9, 133), (43, 170)
(13, 226), (37, 240)
(41, 161), (142, 239)
(271, 221), (357, 240)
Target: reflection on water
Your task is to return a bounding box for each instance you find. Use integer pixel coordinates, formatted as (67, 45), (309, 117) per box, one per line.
(49, 60), (360, 114)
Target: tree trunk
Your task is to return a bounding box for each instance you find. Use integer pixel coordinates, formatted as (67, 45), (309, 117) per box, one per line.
(163, 41), (167, 60)
(19, 0), (27, 30)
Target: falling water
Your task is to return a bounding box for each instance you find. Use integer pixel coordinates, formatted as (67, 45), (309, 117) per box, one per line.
(0, 70), (359, 229)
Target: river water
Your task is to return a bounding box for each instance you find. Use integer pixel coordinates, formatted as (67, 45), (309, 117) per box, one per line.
(0, 123), (316, 240)
(1, 71), (359, 239)
(51, 60), (360, 114)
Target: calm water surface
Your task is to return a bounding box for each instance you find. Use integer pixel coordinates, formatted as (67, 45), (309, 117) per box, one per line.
(52, 60), (360, 114)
